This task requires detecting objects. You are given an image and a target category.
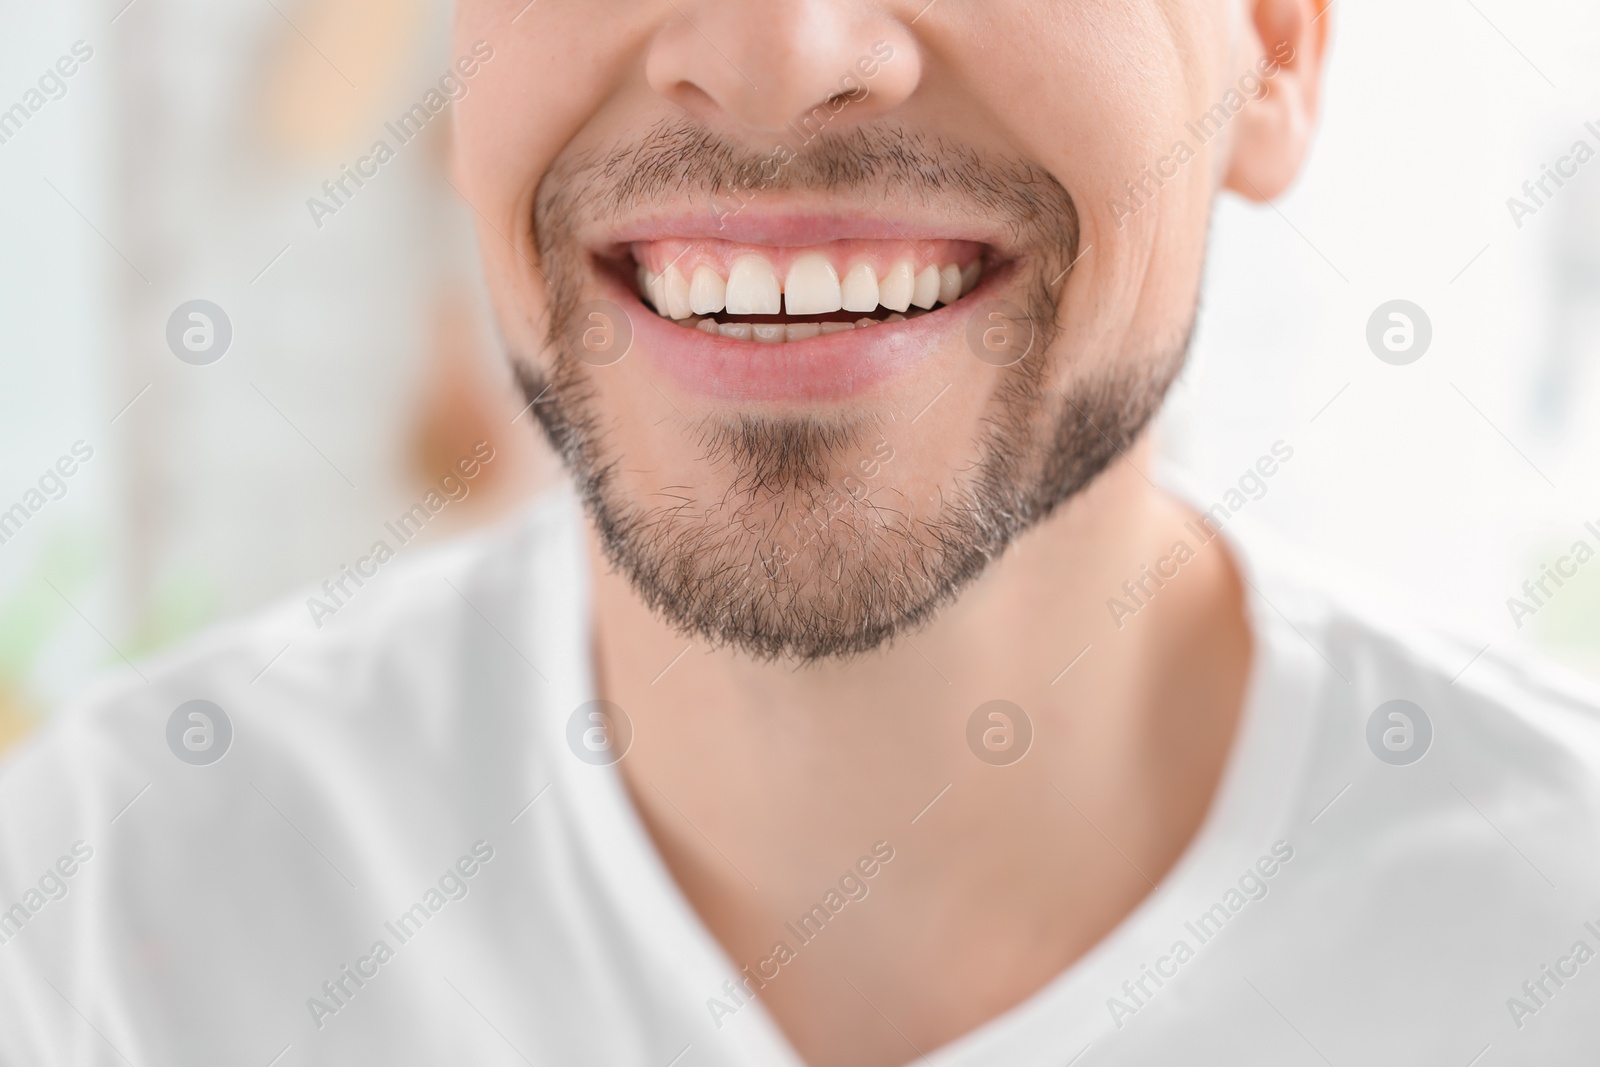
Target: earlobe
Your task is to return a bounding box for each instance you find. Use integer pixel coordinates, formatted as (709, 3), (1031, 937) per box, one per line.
(1222, 0), (1331, 201)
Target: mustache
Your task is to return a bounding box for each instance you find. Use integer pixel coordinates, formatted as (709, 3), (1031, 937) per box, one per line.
(534, 118), (1080, 260)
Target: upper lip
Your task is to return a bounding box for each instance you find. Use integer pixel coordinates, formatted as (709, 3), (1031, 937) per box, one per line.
(581, 201), (1014, 255)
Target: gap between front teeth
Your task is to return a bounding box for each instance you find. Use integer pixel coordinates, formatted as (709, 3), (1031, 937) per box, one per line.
(636, 253), (982, 323)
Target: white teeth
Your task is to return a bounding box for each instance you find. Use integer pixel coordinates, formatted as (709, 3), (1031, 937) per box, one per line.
(640, 252), (984, 330)
(783, 253), (842, 315)
(689, 265), (726, 315)
(878, 260), (914, 312)
(938, 264), (962, 306)
(840, 262), (880, 313)
(960, 261), (981, 295)
(639, 267), (668, 314)
(725, 255), (781, 315)
(663, 265), (693, 319)
(689, 317), (851, 340)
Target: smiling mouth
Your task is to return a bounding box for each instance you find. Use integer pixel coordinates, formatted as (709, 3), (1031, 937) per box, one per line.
(624, 238), (989, 343)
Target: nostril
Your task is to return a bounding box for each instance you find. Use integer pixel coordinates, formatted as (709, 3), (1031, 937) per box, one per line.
(664, 80), (719, 120)
(645, 11), (918, 137)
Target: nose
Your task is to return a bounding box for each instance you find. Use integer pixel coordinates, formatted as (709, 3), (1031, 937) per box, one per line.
(644, 0), (921, 138)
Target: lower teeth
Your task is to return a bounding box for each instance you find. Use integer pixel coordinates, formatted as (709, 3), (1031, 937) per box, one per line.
(677, 310), (917, 342)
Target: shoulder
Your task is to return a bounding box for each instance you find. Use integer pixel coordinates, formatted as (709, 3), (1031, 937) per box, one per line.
(1224, 512), (1600, 831)
(0, 490), (600, 1064)
(0, 488), (586, 858)
(1165, 517), (1600, 1051)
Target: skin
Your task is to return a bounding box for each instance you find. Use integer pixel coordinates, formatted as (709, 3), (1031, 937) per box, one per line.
(452, 1), (1329, 1064)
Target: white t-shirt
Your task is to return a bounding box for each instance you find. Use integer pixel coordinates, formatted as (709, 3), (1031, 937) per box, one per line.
(3, 486), (1599, 1066)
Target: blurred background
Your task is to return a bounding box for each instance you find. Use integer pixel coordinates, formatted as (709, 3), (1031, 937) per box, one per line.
(1, 0), (1597, 755)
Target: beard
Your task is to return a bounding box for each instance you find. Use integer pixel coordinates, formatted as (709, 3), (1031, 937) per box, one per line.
(519, 120), (1186, 662)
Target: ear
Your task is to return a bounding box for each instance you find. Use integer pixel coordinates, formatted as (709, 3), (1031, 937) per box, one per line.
(1222, 0), (1332, 200)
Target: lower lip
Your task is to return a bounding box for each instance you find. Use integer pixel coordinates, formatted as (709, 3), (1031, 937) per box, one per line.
(599, 274), (964, 404)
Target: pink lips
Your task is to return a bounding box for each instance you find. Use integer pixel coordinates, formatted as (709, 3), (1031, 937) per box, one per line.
(576, 206), (1008, 403)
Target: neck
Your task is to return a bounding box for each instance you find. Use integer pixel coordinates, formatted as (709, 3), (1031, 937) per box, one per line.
(587, 443), (1252, 1063)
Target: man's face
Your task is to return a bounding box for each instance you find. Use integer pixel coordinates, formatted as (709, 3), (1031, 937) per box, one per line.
(453, 1), (1286, 660)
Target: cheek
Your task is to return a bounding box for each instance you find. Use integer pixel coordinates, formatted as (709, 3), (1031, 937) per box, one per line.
(934, 4), (1212, 372)
(453, 3), (645, 355)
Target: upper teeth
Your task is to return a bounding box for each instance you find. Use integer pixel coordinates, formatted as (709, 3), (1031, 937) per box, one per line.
(636, 253), (982, 322)
(726, 255), (782, 315)
(689, 266), (725, 315)
(782, 254), (841, 316)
